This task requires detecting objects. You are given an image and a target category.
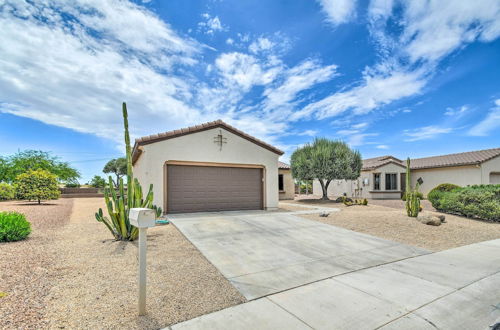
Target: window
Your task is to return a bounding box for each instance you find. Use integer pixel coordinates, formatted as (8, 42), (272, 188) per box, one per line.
(385, 173), (397, 190)
(278, 174), (284, 191)
(373, 173), (380, 190)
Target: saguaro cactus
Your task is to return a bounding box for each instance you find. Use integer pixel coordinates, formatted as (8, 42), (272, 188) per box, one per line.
(95, 103), (162, 240)
(405, 158), (421, 217)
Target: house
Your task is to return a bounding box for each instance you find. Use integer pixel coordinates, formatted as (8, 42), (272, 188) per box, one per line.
(313, 148), (500, 199)
(132, 120), (284, 213)
(278, 161), (294, 200)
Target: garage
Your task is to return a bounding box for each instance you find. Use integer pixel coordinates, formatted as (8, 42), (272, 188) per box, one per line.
(132, 119), (283, 214)
(166, 164), (263, 213)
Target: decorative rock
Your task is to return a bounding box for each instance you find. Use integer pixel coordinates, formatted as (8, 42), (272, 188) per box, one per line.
(437, 214), (446, 223)
(417, 215), (442, 226)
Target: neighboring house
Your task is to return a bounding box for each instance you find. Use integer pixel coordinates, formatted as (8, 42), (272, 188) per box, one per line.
(313, 148), (500, 199)
(132, 120), (284, 213)
(278, 161), (294, 200)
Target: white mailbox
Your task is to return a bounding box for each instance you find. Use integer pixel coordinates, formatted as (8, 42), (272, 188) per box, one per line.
(129, 208), (156, 228)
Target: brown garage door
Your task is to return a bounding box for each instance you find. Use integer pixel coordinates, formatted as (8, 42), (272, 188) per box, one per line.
(166, 165), (263, 213)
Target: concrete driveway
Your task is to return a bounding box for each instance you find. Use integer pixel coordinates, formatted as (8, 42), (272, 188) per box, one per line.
(170, 209), (428, 299)
(169, 239), (500, 330)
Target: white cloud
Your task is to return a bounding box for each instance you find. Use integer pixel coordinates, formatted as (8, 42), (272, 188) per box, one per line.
(376, 144), (389, 149)
(468, 99), (500, 136)
(403, 125), (453, 141)
(0, 0), (202, 142)
(198, 13), (226, 35)
(226, 38), (234, 45)
(317, 0), (357, 26)
(292, 69), (426, 120)
(264, 59), (338, 112)
(444, 105), (469, 117)
(215, 52), (281, 91)
(249, 37), (274, 54)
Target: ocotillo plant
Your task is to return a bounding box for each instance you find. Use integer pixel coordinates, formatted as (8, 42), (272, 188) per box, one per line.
(405, 158), (421, 217)
(95, 103), (162, 240)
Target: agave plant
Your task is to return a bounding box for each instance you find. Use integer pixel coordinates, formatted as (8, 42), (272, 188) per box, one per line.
(405, 158), (421, 217)
(95, 103), (162, 241)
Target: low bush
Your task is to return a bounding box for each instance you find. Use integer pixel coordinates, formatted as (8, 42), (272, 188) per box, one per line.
(0, 183), (15, 200)
(434, 184), (500, 221)
(427, 183), (460, 209)
(0, 211), (31, 242)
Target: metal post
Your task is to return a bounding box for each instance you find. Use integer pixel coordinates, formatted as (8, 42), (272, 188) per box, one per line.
(138, 227), (147, 316)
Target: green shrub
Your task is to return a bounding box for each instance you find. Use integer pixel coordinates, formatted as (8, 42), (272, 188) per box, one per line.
(14, 169), (60, 204)
(427, 183), (461, 209)
(0, 212), (31, 242)
(0, 183), (15, 200)
(89, 175), (106, 188)
(437, 184), (500, 221)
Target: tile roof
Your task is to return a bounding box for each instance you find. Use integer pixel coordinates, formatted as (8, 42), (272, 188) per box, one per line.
(409, 148), (500, 170)
(362, 148), (500, 171)
(362, 156), (404, 170)
(132, 119), (284, 164)
(278, 161), (290, 169)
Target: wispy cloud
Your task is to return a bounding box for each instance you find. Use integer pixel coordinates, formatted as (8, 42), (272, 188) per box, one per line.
(198, 13), (226, 35)
(403, 125), (453, 141)
(444, 105), (469, 117)
(376, 144), (389, 149)
(468, 99), (500, 136)
(316, 0), (357, 26)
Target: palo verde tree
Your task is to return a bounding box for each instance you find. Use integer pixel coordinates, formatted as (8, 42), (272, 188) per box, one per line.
(103, 157), (127, 188)
(291, 138), (362, 200)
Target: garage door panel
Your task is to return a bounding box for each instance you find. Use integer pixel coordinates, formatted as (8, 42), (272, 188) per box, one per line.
(167, 165), (263, 213)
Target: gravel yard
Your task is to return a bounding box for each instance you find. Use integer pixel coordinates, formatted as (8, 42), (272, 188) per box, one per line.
(1, 198), (245, 329)
(0, 199), (74, 329)
(281, 199), (500, 251)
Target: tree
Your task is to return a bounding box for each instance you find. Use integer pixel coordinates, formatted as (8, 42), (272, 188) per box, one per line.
(103, 157), (127, 188)
(291, 138), (362, 200)
(89, 175), (106, 188)
(14, 169), (60, 204)
(2, 150), (80, 184)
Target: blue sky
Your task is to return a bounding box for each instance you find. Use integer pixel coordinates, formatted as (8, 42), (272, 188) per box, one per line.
(0, 0), (499, 183)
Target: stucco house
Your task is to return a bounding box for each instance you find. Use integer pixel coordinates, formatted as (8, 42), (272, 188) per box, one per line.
(278, 161), (294, 200)
(132, 120), (284, 213)
(313, 148), (500, 199)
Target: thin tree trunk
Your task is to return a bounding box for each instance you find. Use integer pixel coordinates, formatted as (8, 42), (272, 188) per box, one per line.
(38, 199), (41, 205)
(319, 180), (329, 200)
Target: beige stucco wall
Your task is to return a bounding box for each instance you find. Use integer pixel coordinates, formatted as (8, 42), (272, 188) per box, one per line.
(411, 155), (500, 195)
(278, 169), (294, 200)
(312, 162), (406, 199)
(133, 127), (280, 212)
(411, 165), (481, 195)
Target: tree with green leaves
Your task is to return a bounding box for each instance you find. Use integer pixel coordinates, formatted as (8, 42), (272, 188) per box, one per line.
(0, 150), (80, 184)
(291, 138), (362, 200)
(14, 169), (60, 204)
(103, 157), (127, 188)
(89, 175), (106, 188)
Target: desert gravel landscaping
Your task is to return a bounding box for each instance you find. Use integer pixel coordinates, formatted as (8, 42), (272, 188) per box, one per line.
(1, 198), (245, 329)
(281, 199), (500, 251)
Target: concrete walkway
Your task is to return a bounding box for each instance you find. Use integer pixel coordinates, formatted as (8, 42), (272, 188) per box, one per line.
(170, 210), (428, 300)
(168, 239), (500, 330)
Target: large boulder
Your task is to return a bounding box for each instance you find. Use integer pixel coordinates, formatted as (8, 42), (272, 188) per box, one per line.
(417, 214), (443, 226)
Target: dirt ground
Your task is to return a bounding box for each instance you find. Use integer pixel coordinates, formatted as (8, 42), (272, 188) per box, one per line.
(0, 199), (74, 329)
(281, 199), (500, 251)
(1, 198), (244, 329)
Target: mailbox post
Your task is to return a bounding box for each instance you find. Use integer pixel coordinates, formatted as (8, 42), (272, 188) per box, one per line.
(129, 208), (156, 316)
